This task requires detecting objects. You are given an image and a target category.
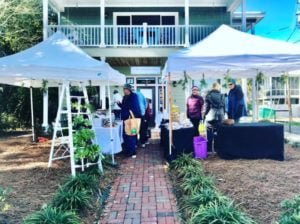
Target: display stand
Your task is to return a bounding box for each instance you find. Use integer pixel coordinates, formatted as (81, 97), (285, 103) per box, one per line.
(48, 81), (103, 176)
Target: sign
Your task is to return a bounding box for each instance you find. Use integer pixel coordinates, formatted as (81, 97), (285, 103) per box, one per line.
(131, 66), (161, 75)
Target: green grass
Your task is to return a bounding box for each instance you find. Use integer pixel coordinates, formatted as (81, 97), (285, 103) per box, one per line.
(278, 195), (300, 224)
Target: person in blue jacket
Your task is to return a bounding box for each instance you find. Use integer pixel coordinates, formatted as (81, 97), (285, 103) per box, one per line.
(227, 79), (247, 123)
(118, 84), (141, 158)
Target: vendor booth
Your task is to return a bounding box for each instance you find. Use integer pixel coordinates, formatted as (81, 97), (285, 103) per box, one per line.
(162, 25), (300, 161)
(0, 32), (126, 176)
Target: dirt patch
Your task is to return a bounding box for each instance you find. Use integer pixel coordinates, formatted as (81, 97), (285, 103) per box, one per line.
(202, 145), (300, 224)
(0, 136), (69, 223)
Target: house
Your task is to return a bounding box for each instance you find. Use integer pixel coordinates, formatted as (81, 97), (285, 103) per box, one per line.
(43, 0), (266, 126)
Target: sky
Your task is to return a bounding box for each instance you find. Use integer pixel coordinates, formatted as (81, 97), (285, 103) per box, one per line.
(245, 0), (300, 43)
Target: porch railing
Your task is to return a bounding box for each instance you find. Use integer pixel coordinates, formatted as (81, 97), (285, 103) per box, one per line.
(48, 24), (241, 47)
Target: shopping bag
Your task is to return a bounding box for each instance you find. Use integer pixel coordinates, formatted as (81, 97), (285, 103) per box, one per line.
(124, 110), (141, 136)
(198, 121), (206, 136)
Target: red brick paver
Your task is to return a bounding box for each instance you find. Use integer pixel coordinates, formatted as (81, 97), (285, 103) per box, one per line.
(100, 145), (179, 224)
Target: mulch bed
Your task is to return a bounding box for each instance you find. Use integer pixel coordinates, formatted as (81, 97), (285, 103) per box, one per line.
(0, 135), (119, 224)
(202, 145), (300, 224)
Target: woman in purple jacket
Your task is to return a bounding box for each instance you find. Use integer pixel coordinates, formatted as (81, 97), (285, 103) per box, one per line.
(186, 86), (204, 136)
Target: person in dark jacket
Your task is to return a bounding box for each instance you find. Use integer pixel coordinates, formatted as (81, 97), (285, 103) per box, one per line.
(227, 79), (247, 123)
(204, 83), (225, 152)
(118, 84), (141, 158)
(186, 86), (204, 136)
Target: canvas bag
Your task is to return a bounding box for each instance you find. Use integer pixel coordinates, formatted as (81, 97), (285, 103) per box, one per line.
(124, 110), (141, 136)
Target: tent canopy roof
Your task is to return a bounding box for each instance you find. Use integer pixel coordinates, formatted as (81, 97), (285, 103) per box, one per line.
(165, 25), (300, 80)
(0, 32), (125, 87)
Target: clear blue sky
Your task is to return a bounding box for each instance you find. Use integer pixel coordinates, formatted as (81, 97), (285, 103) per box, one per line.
(245, 0), (300, 43)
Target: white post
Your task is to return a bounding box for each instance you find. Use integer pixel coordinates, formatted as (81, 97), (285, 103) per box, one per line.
(241, 0), (247, 32)
(107, 83), (115, 164)
(100, 85), (106, 110)
(30, 87), (35, 142)
(142, 22), (148, 48)
(42, 0), (49, 129)
(100, 0), (105, 47)
(42, 89), (49, 128)
(252, 77), (257, 121)
(184, 0), (190, 47)
(241, 78), (248, 111)
(43, 0), (48, 40)
(57, 11), (61, 25)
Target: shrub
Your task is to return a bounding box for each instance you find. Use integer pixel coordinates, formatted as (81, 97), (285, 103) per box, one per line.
(0, 187), (11, 212)
(51, 187), (92, 212)
(23, 206), (80, 224)
(170, 153), (199, 170)
(278, 195), (300, 224)
(62, 173), (99, 195)
(180, 188), (229, 216)
(190, 201), (256, 224)
(176, 164), (204, 180)
(180, 175), (214, 194)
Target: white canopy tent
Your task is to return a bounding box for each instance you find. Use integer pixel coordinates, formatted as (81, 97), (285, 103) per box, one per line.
(0, 32), (125, 175)
(164, 25), (300, 80)
(163, 25), (300, 156)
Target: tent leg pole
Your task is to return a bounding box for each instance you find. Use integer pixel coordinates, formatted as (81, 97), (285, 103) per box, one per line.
(252, 78), (257, 122)
(107, 83), (115, 164)
(30, 87), (35, 142)
(168, 73), (173, 157)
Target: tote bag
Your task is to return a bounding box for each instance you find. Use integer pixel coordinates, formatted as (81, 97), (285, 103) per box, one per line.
(124, 110), (141, 136)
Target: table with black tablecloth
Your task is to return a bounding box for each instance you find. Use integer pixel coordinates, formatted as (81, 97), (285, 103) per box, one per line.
(160, 125), (194, 161)
(215, 122), (284, 161)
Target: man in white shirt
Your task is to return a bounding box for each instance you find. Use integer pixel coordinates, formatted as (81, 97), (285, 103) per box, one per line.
(112, 90), (122, 120)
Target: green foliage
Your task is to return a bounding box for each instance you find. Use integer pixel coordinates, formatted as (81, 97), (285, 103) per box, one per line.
(23, 206), (80, 224)
(62, 173), (99, 195)
(170, 153), (199, 170)
(73, 129), (95, 148)
(176, 165), (204, 180)
(190, 202), (256, 224)
(51, 187), (92, 212)
(73, 115), (91, 130)
(255, 72), (265, 91)
(180, 175), (214, 194)
(278, 195), (300, 224)
(180, 189), (229, 217)
(0, 187), (11, 212)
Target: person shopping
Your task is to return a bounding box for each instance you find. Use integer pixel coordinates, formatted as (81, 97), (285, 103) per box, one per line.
(118, 84), (141, 158)
(112, 90), (122, 120)
(186, 86), (204, 136)
(227, 79), (247, 123)
(204, 83), (225, 152)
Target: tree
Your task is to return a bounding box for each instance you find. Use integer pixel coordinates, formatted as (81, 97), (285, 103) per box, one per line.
(0, 0), (57, 131)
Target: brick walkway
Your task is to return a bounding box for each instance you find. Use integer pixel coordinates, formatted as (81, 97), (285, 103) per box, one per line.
(100, 145), (179, 224)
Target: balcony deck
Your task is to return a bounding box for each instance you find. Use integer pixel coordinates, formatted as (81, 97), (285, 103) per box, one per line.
(48, 24), (241, 48)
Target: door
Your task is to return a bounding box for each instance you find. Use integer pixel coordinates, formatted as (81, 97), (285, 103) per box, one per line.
(137, 87), (156, 127)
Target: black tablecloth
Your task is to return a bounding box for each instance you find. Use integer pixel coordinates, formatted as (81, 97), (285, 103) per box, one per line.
(215, 122), (284, 161)
(160, 125), (194, 161)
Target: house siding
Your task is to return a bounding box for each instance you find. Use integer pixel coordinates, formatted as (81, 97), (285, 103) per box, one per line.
(61, 7), (230, 25)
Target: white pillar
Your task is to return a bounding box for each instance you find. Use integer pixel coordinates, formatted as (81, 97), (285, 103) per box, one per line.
(142, 22), (148, 48)
(252, 78), (257, 121)
(57, 11), (61, 25)
(241, 78), (248, 110)
(100, 85), (106, 110)
(42, 89), (49, 128)
(100, 0), (105, 47)
(184, 0), (190, 47)
(42, 0), (49, 129)
(43, 0), (48, 40)
(241, 0), (247, 32)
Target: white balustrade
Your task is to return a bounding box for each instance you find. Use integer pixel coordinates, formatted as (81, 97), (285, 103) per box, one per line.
(48, 24), (242, 47)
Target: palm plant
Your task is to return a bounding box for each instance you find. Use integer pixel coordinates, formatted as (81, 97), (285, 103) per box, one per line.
(23, 207), (80, 224)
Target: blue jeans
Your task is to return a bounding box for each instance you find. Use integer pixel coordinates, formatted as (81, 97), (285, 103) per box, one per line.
(123, 125), (137, 155)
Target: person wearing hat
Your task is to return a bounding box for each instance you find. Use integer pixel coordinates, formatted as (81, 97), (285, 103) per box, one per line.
(118, 84), (141, 158)
(186, 86), (204, 136)
(227, 79), (247, 123)
(112, 89), (122, 120)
